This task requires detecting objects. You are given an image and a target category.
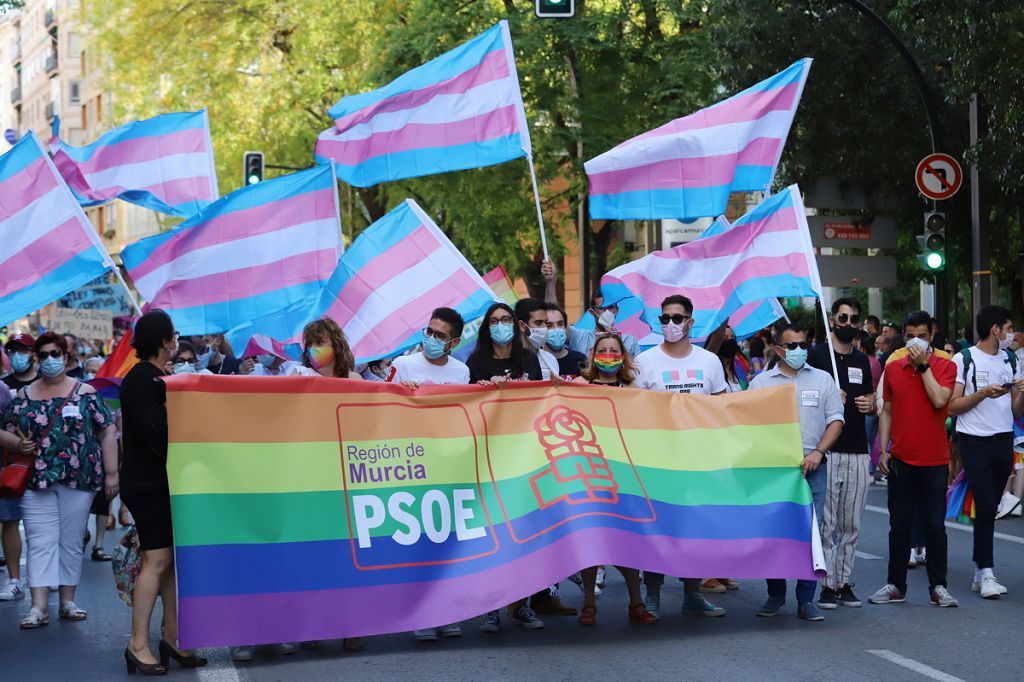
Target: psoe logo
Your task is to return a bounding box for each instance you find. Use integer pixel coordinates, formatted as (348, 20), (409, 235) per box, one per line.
(529, 405), (619, 509)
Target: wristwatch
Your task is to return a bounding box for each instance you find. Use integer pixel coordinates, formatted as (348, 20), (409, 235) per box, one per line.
(916, 362), (930, 374)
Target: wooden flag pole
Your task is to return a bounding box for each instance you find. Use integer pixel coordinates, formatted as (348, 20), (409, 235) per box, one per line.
(526, 156), (550, 261)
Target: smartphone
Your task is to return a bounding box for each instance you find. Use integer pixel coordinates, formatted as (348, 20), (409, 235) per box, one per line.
(1002, 382), (1015, 389)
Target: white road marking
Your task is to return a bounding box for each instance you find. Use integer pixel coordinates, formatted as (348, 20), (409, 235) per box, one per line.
(867, 649), (965, 682)
(855, 550), (882, 560)
(865, 505), (1024, 545)
(197, 651), (241, 682)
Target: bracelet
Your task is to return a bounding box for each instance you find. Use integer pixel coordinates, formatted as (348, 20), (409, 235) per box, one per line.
(810, 448), (823, 455)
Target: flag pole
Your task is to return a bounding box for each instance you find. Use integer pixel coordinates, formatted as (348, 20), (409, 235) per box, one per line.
(526, 156), (550, 261)
(109, 262), (144, 316)
(818, 296), (841, 386)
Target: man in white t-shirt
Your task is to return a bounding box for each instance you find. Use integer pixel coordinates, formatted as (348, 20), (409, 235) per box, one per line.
(514, 298), (561, 381)
(949, 305), (1024, 599)
(633, 294), (728, 619)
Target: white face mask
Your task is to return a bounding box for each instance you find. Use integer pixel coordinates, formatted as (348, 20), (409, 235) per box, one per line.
(906, 337), (931, 354)
(662, 322), (686, 343)
(998, 331), (1014, 351)
(597, 309), (616, 330)
(527, 326), (548, 349)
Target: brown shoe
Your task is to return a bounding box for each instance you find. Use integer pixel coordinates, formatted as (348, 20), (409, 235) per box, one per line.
(701, 578), (727, 593)
(531, 595), (578, 616)
(720, 578), (740, 591)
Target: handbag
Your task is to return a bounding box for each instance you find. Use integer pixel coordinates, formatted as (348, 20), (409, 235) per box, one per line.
(0, 382), (80, 498)
(112, 526), (142, 606)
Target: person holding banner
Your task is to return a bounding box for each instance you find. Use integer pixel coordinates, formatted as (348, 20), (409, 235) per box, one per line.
(544, 305), (587, 379)
(515, 299), (561, 381)
(468, 303), (542, 385)
(292, 319), (362, 380)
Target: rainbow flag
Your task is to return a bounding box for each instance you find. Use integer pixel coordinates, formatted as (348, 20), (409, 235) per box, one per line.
(96, 328), (137, 379)
(166, 376), (822, 648)
(482, 265), (518, 306)
(87, 377), (123, 411)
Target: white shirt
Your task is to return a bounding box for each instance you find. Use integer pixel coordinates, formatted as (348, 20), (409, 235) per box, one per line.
(634, 344), (728, 394)
(536, 348), (560, 381)
(953, 346), (1024, 436)
(390, 352), (469, 385)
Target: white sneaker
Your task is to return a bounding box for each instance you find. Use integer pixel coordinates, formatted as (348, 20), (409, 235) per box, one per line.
(595, 566), (607, 588)
(414, 628), (439, 641)
(1013, 504), (1023, 517)
(972, 575), (1008, 597)
(231, 646), (254, 662)
(907, 549), (917, 568)
(996, 492), (1021, 520)
(439, 623), (462, 638)
(915, 548), (927, 565)
(0, 579), (24, 601)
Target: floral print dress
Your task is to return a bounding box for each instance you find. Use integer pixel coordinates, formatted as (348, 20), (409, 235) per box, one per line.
(2, 386), (113, 492)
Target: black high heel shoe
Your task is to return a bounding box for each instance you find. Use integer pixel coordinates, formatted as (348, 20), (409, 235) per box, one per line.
(159, 639), (209, 668)
(124, 648), (167, 676)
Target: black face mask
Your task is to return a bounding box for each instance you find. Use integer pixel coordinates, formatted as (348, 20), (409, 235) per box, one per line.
(720, 339), (740, 358)
(834, 325), (858, 343)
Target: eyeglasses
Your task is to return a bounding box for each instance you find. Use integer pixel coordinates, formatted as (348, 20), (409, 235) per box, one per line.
(423, 327), (450, 342)
(38, 349), (64, 359)
(836, 313), (860, 325)
(780, 341), (810, 351)
(658, 314), (691, 325)
(488, 315), (514, 327)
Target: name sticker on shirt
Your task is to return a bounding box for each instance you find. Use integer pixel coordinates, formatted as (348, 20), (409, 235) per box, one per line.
(61, 404), (82, 420)
(847, 367), (864, 385)
(800, 389), (820, 407)
(975, 370), (990, 387)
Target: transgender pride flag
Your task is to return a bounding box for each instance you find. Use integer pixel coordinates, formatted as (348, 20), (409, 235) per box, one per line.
(0, 132), (111, 327)
(49, 110), (218, 218)
(599, 185), (820, 341)
(586, 59), (812, 220)
(315, 21), (531, 187)
(121, 164), (342, 335)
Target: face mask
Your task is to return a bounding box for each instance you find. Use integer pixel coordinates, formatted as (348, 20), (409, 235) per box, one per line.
(906, 337), (931, 354)
(834, 325), (858, 343)
(422, 335), (449, 360)
(82, 372), (95, 382)
(527, 326), (548, 349)
(998, 332), (1014, 351)
(662, 322), (686, 343)
(172, 363), (196, 375)
(783, 347), (807, 370)
(593, 353), (622, 376)
(40, 356), (65, 378)
(308, 345), (334, 370)
(371, 363), (391, 380)
(10, 352), (31, 374)
(547, 328), (567, 351)
(257, 354), (277, 368)
(597, 309), (616, 330)
(491, 322), (515, 346)
(77, 344), (87, 357)
(196, 350), (212, 371)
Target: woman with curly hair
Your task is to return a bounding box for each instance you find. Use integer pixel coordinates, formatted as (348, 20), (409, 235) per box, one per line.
(289, 318), (361, 379)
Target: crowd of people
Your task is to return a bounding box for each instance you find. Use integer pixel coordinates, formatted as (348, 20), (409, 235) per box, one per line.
(1, 278), (1022, 674)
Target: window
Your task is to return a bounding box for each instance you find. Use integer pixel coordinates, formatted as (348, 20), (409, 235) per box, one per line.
(96, 93), (102, 122)
(69, 81), (79, 103)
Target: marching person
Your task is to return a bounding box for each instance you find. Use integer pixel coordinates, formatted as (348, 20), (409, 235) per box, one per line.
(750, 325), (843, 621)
(200, 333), (241, 375)
(809, 297), (875, 610)
(0, 385), (34, 602)
(2, 333), (39, 391)
(544, 304), (587, 379)
(467, 302), (542, 386)
(2, 332), (118, 630)
(633, 294), (729, 619)
(515, 298), (561, 380)
(869, 311), (959, 608)
(949, 305), (1024, 599)
(120, 311), (207, 673)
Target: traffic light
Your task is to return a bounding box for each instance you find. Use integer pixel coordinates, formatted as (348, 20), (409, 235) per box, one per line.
(535, 0), (574, 18)
(243, 151), (264, 186)
(917, 211), (945, 270)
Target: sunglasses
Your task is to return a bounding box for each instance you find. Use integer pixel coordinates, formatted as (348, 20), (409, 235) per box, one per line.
(173, 357), (197, 365)
(780, 341), (810, 351)
(836, 313), (860, 325)
(658, 314), (691, 325)
(595, 331), (621, 339)
(38, 349), (64, 359)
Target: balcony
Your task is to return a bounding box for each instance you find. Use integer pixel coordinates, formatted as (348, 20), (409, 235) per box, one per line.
(45, 101), (56, 121)
(9, 43), (21, 64)
(45, 52), (58, 73)
(10, 86), (20, 104)
(45, 9), (56, 28)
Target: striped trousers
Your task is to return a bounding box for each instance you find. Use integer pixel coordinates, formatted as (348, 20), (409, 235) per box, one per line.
(821, 452), (871, 589)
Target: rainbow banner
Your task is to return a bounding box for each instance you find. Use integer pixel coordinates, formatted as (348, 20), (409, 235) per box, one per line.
(166, 376), (822, 648)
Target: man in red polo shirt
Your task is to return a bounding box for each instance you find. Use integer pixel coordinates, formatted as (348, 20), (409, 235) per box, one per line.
(869, 311), (959, 608)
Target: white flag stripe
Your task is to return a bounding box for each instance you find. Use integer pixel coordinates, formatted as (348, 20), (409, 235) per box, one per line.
(0, 185), (79, 263)
(84, 152), (213, 191)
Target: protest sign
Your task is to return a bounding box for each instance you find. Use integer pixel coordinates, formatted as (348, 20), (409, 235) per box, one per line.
(48, 307), (113, 339)
(59, 280), (132, 315)
(165, 376), (822, 648)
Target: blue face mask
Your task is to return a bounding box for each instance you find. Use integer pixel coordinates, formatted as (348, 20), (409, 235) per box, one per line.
(422, 335), (449, 360)
(39, 356), (65, 378)
(10, 352), (31, 374)
(196, 350), (212, 371)
(491, 322), (515, 346)
(783, 347), (808, 370)
(257, 354), (277, 368)
(547, 328), (567, 351)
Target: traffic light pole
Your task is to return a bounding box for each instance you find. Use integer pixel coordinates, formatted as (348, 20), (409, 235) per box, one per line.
(969, 93), (992, 323)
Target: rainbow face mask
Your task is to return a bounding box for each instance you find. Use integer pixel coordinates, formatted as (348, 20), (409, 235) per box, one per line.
(308, 345), (335, 371)
(593, 353), (622, 376)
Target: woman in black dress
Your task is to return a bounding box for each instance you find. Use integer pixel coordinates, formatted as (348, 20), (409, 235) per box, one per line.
(120, 310), (206, 675)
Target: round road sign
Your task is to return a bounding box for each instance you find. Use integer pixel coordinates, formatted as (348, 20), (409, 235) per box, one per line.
(915, 153), (962, 201)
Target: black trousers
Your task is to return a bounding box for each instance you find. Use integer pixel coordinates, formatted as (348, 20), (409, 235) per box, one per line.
(958, 432), (1014, 569)
(886, 457), (948, 593)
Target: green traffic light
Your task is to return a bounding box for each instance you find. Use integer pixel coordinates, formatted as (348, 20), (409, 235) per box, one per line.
(248, 175), (260, 185)
(925, 252), (944, 270)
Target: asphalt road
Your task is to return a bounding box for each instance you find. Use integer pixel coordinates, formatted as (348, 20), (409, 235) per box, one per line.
(2, 486), (1021, 681)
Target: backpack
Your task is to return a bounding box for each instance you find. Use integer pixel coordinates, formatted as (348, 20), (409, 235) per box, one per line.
(958, 347), (1019, 392)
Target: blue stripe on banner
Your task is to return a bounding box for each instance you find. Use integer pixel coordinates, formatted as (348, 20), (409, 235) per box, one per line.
(328, 23), (506, 119)
(589, 184), (733, 221)
(742, 58), (809, 95)
(165, 280), (330, 336)
(0, 133), (43, 183)
(56, 111), (208, 163)
(175, 496), (812, 598)
(0, 251), (109, 328)
(323, 134), (527, 188)
(121, 165), (333, 273)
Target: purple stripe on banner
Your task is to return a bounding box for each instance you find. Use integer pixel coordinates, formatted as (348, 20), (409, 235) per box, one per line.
(0, 216), (96, 299)
(321, 105), (520, 166)
(177, 528), (818, 648)
(333, 49), (510, 131)
(128, 188), (337, 282)
(60, 127), (208, 176)
(587, 137), (781, 196)
(0, 156), (58, 220)
(634, 83), (802, 142)
(150, 249), (339, 309)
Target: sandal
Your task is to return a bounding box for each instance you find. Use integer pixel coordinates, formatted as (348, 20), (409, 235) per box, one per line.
(92, 546), (112, 562)
(20, 607), (49, 629)
(578, 604), (597, 626)
(628, 603), (658, 625)
(59, 601), (88, 621)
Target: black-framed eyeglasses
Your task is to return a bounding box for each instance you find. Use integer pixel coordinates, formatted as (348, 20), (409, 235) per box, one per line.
(781, 341), (810, 351)
(658, 314), (691, 325)
(423, 327), (450, 342)
(38, 349), (64, 359)
(488, 315), (514, 327)
(836, 313), (860, 325)
(172, 357), (197, 366)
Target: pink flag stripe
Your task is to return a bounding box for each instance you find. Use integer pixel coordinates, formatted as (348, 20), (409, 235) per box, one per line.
(63, 173), (219, 207)
(659, 215), (799, 262)
(149, 249), (339, 310)
(319, 106), (519, 166)
(333, 49), (510, 131)
(0, 156), (60, 220)
(587, 137), (782, 195)
(0, 216), (98, 299)
(128, 188), (338, 282)
(348, 268), (486, 358)
(633, 83), (801, 144)
(610, 253), (811, 309)
(53, 128), (208, 176)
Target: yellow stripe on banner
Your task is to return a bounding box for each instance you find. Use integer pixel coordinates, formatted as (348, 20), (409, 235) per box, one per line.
(167, 442), (344, 495)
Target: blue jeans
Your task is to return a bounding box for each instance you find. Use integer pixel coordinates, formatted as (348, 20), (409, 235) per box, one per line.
(767, 461), (827, 604)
